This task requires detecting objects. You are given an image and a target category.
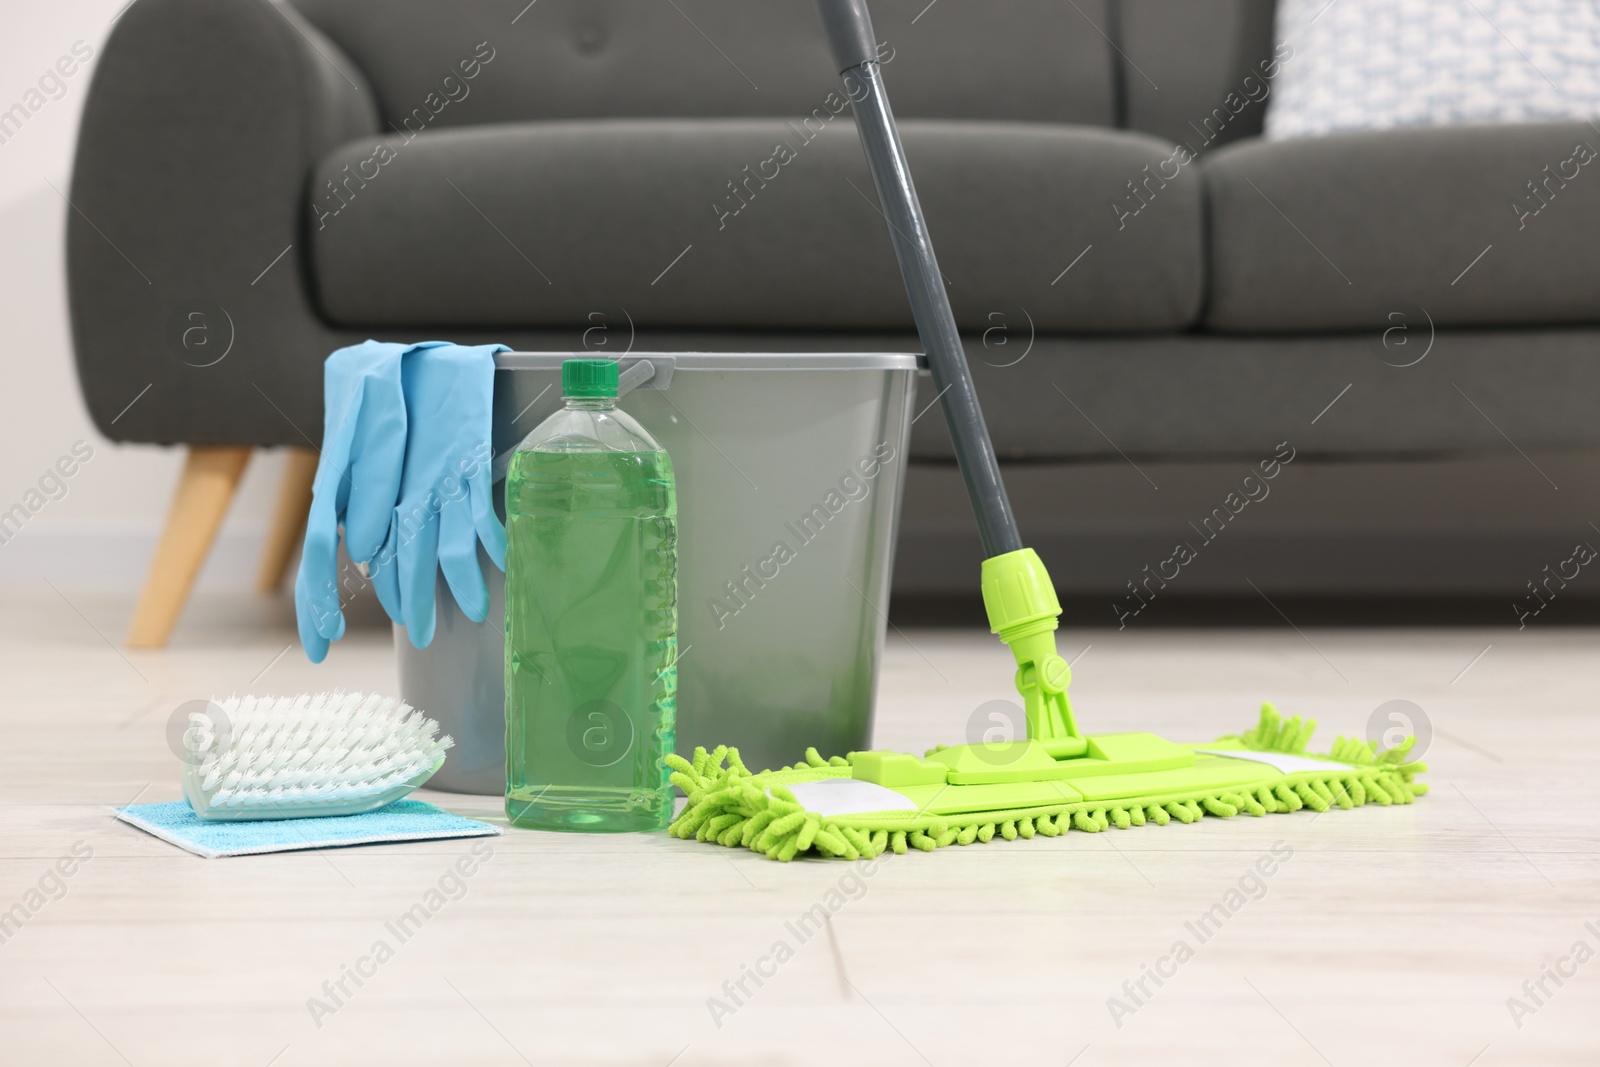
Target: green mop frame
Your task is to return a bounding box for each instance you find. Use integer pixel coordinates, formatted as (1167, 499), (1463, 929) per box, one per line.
(668, 0), (1425, 860)
(669, 708), (1425, 860)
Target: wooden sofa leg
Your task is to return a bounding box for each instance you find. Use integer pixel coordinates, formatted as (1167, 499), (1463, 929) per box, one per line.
(255, 448), (319, 594)
(126, 446), (252, 648)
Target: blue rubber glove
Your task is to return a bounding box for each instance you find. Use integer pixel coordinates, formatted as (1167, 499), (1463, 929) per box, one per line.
(370, 343), (508, 649)
(294, 340), (412, 662)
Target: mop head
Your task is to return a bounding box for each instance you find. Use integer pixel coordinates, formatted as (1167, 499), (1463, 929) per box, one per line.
(667, 705), (1426, 861)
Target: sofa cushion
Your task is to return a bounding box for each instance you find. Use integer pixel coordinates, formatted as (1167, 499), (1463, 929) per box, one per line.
(1203, 121), (1600, 331)
(290, 0), (1116, 128)
(906, 327), (1600, 461)
(309, 119), (1203, 333)
(1117, 0), (1280, 153)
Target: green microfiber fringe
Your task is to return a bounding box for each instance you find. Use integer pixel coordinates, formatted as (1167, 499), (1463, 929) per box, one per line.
(667, 705), (1428, 862)
(1235, 702), (1318, 753)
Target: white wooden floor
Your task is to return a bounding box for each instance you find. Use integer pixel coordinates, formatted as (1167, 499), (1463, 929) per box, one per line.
(2, 588), (1597, 1066)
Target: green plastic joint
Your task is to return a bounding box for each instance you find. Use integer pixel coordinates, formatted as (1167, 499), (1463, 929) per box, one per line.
(981, 548), (1084, 757)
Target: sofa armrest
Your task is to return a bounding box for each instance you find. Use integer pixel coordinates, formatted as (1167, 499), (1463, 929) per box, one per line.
(68, 0), (376, 446)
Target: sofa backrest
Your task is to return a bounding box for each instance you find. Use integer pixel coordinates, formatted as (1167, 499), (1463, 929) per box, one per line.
(291, 0), (1281, 148)
(290, 0), (1118, 128)
(1117, 0), (1280, 151)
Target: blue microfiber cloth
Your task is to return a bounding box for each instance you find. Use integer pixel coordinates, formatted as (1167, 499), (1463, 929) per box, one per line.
(115, 799), (500, 859)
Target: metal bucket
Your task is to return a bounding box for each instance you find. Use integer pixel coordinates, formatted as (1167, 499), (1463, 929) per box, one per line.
(398, 351), (920, 794)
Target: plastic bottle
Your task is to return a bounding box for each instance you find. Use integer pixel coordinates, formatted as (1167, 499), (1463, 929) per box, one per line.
(503, 359), (677, 832)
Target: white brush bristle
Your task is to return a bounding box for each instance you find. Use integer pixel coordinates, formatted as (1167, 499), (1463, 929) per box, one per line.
(183, 692), (452, 816)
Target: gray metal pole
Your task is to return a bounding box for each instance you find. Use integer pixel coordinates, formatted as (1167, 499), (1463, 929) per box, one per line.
(814, 0), (1023, 558)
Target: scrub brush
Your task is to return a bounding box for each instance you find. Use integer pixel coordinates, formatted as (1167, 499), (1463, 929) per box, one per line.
(180, 692), (452, 820)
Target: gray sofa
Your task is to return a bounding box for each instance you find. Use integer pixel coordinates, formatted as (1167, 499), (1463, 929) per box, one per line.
(71, 0), (1600, 622)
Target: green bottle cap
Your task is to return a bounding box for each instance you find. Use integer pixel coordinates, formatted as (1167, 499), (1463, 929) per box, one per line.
(562, 358), (618, 398)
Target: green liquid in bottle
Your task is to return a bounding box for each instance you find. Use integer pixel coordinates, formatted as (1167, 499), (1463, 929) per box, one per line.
(504, 448), (677, 832)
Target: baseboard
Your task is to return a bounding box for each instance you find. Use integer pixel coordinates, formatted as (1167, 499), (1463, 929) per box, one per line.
(0, 519), (269, 592)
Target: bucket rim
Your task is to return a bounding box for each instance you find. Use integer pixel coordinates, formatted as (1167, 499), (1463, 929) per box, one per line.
(495, 351), (923, 372)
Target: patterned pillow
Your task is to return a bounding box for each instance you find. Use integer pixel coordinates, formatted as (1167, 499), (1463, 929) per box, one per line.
(1265, 0), (1600, 140)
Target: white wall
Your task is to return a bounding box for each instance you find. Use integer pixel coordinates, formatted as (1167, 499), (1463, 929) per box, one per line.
(0, 1), (287, 592)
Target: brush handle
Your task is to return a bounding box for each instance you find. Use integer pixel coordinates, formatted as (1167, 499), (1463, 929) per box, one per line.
(814, 0), (1022, 559)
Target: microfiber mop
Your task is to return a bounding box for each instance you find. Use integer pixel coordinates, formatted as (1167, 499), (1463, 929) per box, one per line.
(667, 0), (1426, 861)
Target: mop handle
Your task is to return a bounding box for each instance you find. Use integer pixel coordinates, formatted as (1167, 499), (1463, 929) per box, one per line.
(814, 0), (1023, 559)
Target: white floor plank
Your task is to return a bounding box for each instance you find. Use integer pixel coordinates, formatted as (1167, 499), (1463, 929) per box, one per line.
(1, 589), (1596, 1065)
